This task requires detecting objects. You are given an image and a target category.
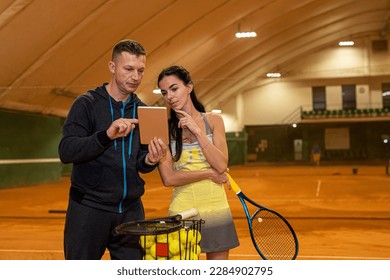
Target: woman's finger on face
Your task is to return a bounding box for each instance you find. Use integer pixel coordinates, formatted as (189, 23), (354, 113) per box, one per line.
(176, 110), (190, 118)
(174, 110), (185, 117)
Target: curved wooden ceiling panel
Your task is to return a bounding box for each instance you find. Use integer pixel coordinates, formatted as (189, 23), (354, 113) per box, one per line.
(0, 0), (389, 117)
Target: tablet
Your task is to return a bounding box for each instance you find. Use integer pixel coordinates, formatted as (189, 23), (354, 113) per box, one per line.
(137, 106), (169, 145)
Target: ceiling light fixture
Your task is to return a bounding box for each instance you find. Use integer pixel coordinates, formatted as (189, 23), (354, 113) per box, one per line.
(339, 41), (354, 46)
(235, 22), (257, 38)
(235, 31), (257, 38)
(266, 73), (281, 78)
(211, 109), (222, 114)
(152, 89), (161, 94)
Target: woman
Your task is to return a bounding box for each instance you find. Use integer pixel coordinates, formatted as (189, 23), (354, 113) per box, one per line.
(149, 65), (239, 260)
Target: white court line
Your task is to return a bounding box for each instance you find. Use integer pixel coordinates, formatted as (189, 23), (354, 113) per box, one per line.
(315, 179), (321, 197)
(0, 249), (63, 253)
(0, 158), (61, 164)
(229, 253), (390, 260)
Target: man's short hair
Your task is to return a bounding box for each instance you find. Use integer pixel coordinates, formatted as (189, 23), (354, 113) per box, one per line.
(112, 39), (146, 60)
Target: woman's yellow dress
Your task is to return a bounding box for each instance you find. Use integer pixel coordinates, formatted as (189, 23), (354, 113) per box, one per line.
(168, 135), (240, 253)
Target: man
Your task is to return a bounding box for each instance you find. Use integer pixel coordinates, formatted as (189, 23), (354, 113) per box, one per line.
(311, 143), (321, 166)
(58, 39), (164, 260)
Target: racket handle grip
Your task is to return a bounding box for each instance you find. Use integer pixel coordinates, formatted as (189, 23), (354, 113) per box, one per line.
(178, 208), (199, 219)
(227, 173), (241, 194)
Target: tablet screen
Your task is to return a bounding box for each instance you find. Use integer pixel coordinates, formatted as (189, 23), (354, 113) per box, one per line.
(137, 106), (169, 145)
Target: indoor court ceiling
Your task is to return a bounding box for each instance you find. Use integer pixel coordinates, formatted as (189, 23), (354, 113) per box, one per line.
(1, 0), (390, 117)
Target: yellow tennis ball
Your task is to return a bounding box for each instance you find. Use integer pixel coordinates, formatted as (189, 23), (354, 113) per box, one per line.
(144, 253), (155, 260)
(192, 244), (201, 255)
(139, 235), (146, 248)
(169, 255), (181, 260)
(168, 231), (179, 243)
(140, 235), (155, 249)
(168, 239), (181, 256)
(194, 230), (202, 244)
(180, 250), (187, 260)
(180, 246), (191, 260)
(184, 244), (201, 260)
(157, 234), (168, 243)
(187, 229), (195, 238)
(179, 228), (192, 244)
(187, 229), (201, 245)
(149, 243), (156, 258)
(190, 252), (199, 260)
(168, 231), (179, 241)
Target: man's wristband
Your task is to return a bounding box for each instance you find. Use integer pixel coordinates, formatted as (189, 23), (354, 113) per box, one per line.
(145, 154), (158, 166)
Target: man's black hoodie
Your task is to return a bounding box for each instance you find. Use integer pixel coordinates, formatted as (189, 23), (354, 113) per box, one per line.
(59, 83), (156, 213)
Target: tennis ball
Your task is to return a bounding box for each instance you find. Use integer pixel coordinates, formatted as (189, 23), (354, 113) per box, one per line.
(168, 239), (181, 256)
(144, 253), (155, 260)
(180, 246), (191, 260)
(180, 250), (187, 260)
(194, 230), (202, 244)
(168, 231), (179, 241)
(169, 255), (181, 260)
(157, 234), (168, 243)
(192, 244), (201, 255)
(190, 252), (199, 260)
(140, 235), (155, 249)
(149, 243), (156, 258)
(168, 234), (177, 247)
(187, 229), (195, 240)
(187, 229), (201, 245)
(179, 228), (192, 244)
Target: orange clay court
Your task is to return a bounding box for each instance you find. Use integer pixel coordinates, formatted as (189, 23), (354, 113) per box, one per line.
(0, 164), (389, 260)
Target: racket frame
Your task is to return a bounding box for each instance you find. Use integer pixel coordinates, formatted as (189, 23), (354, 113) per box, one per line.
(236, 191), (299, 260)
(227, 173), (299, 260)
(115, 208), (200, 236)
(115, 219), (183, 236)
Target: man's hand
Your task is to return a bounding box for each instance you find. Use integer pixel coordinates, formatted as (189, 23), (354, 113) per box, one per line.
(106, 118), (138, 140)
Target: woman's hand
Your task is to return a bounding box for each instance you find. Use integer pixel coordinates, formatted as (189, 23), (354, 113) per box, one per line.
(208, 169), (231, 190)
(175, 110), (201, 135)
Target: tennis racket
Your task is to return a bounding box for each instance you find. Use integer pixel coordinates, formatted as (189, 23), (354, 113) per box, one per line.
(115, 208), (199, 236)
(227, 174), (299, 260)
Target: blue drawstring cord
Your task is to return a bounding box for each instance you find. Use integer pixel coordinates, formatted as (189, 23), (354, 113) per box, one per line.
(108, 95), (136, 213)
(108, 95), (117, 150)
(128, 105), (136, 158)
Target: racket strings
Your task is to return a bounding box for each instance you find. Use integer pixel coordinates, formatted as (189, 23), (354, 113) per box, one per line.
(252, 210), (297, 260)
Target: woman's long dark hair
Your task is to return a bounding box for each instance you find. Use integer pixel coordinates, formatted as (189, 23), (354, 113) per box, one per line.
(157, 66), (205, 161)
